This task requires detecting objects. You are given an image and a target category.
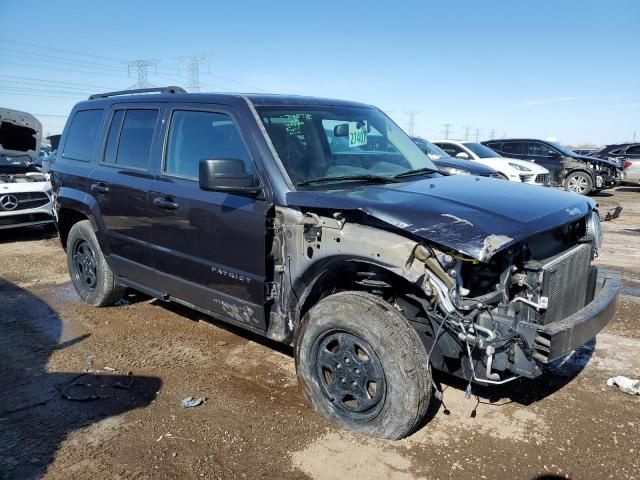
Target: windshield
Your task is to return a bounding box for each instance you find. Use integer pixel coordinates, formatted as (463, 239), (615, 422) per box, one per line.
(463, 142), (500, 159)
(256, 106), (438, 187)
(548, 141), (577, 156)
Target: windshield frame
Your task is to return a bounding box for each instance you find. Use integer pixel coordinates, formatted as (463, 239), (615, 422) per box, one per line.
(254, 104), (439, 190)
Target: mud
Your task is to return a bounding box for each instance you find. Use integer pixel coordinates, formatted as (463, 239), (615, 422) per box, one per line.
(1, 187), (639, 479)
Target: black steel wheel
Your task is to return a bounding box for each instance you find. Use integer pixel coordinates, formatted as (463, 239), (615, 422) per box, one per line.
(295, 291), (432, 439)
(72, 238), (98, 293)
(312, 330), (386, 421)
(66, 220), (124, 306)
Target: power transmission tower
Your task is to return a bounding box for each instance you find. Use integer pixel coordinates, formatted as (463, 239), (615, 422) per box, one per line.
(441, 123), (453, 139)
(474, 128), (480, 142)
(489, 128), (496, 139)
(405, 110), (420, 136)
(464, 126), (472, 141)
(127, 59), (159, 89)
(634, 130), (637, 142)
(181, 55), (209, 93)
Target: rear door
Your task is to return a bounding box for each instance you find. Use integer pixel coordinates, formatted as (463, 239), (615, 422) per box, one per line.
(88, 104), (164, 284)
(526, 141), (563, 186)
(149, 104), (270, 330)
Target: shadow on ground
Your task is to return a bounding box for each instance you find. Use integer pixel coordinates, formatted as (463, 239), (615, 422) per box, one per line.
(0, 278), (161, 479)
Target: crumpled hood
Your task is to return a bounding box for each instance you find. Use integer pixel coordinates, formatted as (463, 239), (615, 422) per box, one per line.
(286, 175), (595, 261)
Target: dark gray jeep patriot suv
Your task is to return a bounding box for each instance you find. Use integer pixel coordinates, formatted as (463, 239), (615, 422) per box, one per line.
(53, 87), (619, 439)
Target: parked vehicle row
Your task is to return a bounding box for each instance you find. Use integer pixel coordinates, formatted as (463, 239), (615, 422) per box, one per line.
(433, 140), (551, 186)
(52, 87), (619, 439)
(483, 138), (621, 195)
(0, 107), (55, 230)
(592, 142), (640, 186)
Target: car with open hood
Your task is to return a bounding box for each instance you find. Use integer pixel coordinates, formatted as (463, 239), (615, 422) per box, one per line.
(0, 107), (54, 230)
(483, 138), (621, 195)
(53, 88), (619, 439)
(433, 140), (551, 186)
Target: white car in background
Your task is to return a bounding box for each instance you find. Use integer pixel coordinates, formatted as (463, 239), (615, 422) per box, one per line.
(0, 107), (54, 230)
(434, 140), (551, 186)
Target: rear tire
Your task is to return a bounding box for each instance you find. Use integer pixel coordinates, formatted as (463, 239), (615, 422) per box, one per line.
(66, 220), (124, 306)
(295, 291), (432, 439)
(565, 171), (593, 195)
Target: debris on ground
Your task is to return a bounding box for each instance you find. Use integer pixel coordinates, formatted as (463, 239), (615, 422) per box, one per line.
(607, 376), (640, 395)
(181, 396), (207, 408)
(156, 433), (195, 443)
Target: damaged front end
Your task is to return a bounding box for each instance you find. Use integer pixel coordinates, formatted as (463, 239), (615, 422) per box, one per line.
(268, 204), (619, 385)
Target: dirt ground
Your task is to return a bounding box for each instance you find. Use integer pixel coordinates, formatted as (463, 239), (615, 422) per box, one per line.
(1, 187), (639, 480)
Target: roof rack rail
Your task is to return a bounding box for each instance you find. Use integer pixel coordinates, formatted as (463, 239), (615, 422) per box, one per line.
(88, 86), (187, 100)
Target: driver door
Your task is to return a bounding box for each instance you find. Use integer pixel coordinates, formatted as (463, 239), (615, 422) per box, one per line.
(149, 104), (271, 330)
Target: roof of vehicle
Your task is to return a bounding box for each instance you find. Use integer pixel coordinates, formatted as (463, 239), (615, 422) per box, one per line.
(482, 138), (550, 143)
(79, 87), (372, 109)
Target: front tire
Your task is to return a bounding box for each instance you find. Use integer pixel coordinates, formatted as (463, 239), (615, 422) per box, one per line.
(565, 171), (593, 195)
(66, 220), (124, 306)
(295, 291), (432, 439)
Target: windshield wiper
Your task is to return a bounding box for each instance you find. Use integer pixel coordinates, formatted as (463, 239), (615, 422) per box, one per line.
(296, 174), (399, 187)
(393, 167), (440, 179)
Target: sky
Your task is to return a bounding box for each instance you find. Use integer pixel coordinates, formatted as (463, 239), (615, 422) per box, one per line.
(0, 0), (638, 146)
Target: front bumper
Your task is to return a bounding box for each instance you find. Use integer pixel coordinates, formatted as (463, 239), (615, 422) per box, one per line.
(532, 272), (620, 363)
(0, 203), (54, 229)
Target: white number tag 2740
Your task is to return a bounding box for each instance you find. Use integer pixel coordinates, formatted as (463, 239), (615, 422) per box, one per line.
(348, 121), (368, 147)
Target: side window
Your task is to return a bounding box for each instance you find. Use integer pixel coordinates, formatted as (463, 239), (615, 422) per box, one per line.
(115, 110), (158, 170)
(165, 110), (254, 179)
(625, 145), (640, 156)
(103, 110), (124, 165)
(438, 143), (465, 157)
(501, 142), (526, 155)
(528, 142), (553, 156)
(62, 109), (104, 161)
(486, 142), (502, 151)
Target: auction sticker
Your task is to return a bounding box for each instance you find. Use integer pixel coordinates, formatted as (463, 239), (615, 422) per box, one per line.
(348, 121), (368, 147)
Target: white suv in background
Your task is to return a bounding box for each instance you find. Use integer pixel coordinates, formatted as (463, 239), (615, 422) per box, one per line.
(434, 140), (550, 186)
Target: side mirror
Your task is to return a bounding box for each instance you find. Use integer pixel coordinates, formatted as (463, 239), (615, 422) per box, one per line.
(199, 159), (261, 195)
(455, 152), (470, 160)
(548, 150), (561, 157)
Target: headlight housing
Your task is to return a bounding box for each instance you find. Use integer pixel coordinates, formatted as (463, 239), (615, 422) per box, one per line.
(439, 166), (471, 176)
(585, 210), (603, 250)
(508, 162), (531, 172)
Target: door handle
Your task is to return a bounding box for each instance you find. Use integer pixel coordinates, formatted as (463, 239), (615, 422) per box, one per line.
(90, 182), (109, 194)
(153, 196), (179, 210)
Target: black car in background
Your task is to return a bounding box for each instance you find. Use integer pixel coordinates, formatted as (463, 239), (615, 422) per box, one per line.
(482, 138), (620, 195)
(411, 137), (501, 178)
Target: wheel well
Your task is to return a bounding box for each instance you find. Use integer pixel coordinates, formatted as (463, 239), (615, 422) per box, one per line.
(57, 208), (88, 250)
(297, 261), (424, 323)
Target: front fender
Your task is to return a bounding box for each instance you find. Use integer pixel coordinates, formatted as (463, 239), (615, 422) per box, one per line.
(56, 187), (110, 255)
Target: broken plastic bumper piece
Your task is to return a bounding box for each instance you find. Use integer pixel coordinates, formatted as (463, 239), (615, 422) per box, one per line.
(532, 271), (620, 363)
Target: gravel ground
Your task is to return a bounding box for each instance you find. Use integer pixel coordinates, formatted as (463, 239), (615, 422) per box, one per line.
(1, 187), (639, 480)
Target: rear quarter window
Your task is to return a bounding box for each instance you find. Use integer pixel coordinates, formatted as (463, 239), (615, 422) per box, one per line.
(62, 109), (104, 162)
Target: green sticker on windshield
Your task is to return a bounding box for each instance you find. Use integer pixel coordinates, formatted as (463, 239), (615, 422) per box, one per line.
(348, 121), (368, 147)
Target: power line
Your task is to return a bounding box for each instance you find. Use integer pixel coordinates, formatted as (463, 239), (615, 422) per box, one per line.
(0, 38), (125, 64)
(1, 60), (132, 79)
(0, 73), (113, 90)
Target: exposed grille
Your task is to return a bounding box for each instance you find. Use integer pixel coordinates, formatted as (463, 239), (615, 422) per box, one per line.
(535, 173), (550, 184)
(540, 243), (592, 324)
(0, 191), (49, 211)
(0, 212), (53, 226)
(481, 173), (503, 179)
